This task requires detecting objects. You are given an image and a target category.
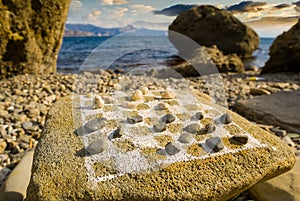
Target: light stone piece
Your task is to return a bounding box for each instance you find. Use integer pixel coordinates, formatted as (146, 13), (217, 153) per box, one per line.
(93, 96), (105, 109)
(131, 90), (144, 101)
(161, 91), (175, 99)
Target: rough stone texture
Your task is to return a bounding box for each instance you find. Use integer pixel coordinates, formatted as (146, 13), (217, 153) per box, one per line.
(0, 0), (71, 78)
(168, 5), (259, 58)
(169, 46), (244, 77)
(235, 90), (300, 133)
(261, 19), (300, 74)
(250, 157), (300, 201)
(26, 95), (295, 201)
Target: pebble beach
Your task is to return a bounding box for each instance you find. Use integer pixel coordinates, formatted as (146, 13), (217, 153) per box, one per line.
(0, 69), (299, 200)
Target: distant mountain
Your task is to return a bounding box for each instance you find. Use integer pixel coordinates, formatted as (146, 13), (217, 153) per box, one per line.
(153, 4), (196, 16)
(64, 23), (166, 37)
(64, 24), (135, 36)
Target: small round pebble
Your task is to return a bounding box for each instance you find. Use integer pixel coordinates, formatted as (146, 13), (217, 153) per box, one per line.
(84, 118), (107, 133)
(178, 133), (194, 143)
(184, 124), (202, 134)
(131, 90), (144, 101)
(161, 91), (175, 99)
(86, 138), (107, 155)
(153, 122), (167, 132)
(165, 142), (181, 155)
(161, 114), (176, 124)
(195, 112), (204, 120)
(93, 96), (105, 109)
(127, 115), (143, 124)
(219, 113), (232, 124)
(205, 137), (224, 152)
(204, 124), (216, 134)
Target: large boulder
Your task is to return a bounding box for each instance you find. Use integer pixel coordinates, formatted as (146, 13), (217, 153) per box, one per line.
(261, 19), (300, 74)
(0, 0), (71, 78)
(26, 86), (295, 200)
(169, 5), (259, 58)
(168, 45), (244, 77)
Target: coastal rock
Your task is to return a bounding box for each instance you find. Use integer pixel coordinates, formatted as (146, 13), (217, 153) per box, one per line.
(170, 46), (244, 77)
(169, 5), (259, 58)
(250, 158), (300, 201)
(0, 0), (71, 78)
(26, 95), (295, 201)
(235, 90), (300, 133)
(262, 19), (300, 74)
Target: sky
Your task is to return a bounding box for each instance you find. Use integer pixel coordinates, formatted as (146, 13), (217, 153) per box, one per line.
(67, 0), (300, 37)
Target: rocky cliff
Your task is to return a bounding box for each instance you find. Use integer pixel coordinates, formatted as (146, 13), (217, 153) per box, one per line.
(0, 0), (71, 78)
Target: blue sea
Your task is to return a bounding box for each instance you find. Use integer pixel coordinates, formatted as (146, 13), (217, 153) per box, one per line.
(57, 33), (274, 73)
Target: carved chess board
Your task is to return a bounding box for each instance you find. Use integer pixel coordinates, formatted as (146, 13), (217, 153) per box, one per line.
(76, 88), (265, 184)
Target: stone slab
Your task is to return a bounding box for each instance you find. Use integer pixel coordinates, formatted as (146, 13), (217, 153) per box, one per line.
(26, 89), (295, 201)
(236, 90), (300, 133)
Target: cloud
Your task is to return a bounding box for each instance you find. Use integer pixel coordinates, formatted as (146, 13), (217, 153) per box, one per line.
(102, 0), (128, 5)
(130, 4), (154, 13)
(111, 7), (129, 17)
(70, 0), (83, 11)
(85, 9), (102, 21)
(153, 4), (196, 16)
(226, 1), (268, 13)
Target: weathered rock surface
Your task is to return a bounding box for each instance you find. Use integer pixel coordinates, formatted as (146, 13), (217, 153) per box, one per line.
(169, 5), (259, 58)
(169, 46), (244, 77)
(235, 90), (300, 133)
(262, 19), (300, 74)
(0, 0), (71, 78)
(250, 157), (300, 201)
(26, 94), (295, 201)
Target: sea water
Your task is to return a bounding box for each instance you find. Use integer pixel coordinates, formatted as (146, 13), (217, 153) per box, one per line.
(57, 35), (274, 73)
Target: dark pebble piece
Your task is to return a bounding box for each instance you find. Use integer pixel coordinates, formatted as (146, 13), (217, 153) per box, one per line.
(205, 137), (224, 152)
(161, 114), (176, 124)
(165, 142), (181, 155)
(86, 138), (107, 155)
(110, 127), (122, 139)
(219, 113), (232, 124)
(84, 118), (107, 133)
(230, 135), (249, 145)
(205, 124), (216, 134)
(184, 124), (202, 134)
(127, 115), (143, 124)
(178, 133), (194, 143)
(153, 122), (167, 132)
(195, 112), (204, 120)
